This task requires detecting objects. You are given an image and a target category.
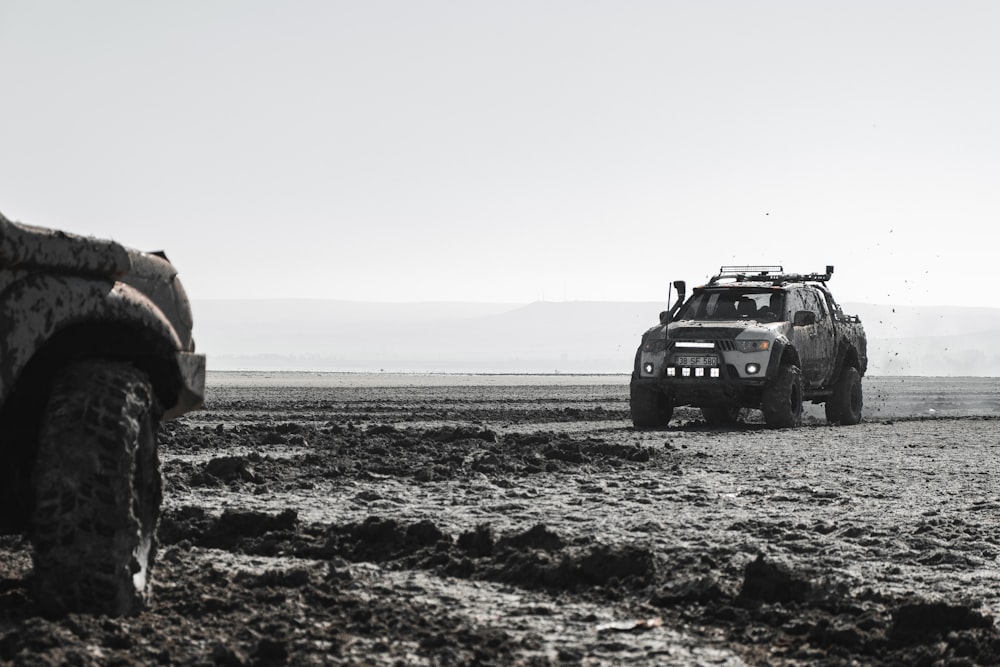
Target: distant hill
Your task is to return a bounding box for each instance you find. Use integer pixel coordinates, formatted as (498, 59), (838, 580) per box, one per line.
(192, 299), (1000, 376)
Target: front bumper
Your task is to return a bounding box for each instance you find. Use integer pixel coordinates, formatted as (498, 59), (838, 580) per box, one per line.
(163, 351), (206, 420)
(631, 365), (768, 408)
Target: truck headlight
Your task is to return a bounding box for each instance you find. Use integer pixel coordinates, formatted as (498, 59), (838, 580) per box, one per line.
(735, 340), (770, 353)
(745, 363), (761, 375)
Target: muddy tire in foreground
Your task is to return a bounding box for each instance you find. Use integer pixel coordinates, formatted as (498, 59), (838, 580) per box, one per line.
(825, 366), (864, 425)
(629, 382), (673, 428)
(761, 363), (803, 429)
(31, 361), (163, 617)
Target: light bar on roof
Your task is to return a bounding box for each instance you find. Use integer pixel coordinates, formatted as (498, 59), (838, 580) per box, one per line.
(718, 265), (783, 274)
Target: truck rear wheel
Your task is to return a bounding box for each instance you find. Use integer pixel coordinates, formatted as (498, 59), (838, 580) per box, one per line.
(31, 361), (162, 617)
(825, 366), (863, 425)
(630, 382), (673, 428)
(762, 364), (803, 428)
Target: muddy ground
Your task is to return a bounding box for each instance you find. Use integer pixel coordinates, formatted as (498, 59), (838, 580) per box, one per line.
(2, 374), (1000, 666)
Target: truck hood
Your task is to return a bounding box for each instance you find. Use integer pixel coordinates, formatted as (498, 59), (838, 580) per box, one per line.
(666, 319), (788, 340)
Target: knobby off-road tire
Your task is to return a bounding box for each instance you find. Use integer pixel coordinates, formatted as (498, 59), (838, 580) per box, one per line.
(825, 366), (863, 425)
(701, 405), (743, 426)
(31, 361), (163, 617)
(630, 382), (673, 428)
(761, 364), (803, 429)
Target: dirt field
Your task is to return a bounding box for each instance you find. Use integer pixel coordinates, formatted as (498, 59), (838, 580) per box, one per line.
(2, 373), (1000, 666)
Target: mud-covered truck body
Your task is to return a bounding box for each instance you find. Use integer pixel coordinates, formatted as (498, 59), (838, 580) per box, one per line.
(630, 265), (867, 429)
(0, 212), (205, 615)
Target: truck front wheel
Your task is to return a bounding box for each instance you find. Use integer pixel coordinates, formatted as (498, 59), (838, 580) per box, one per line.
(630, 382), (673, 428)
(31, 361), (162, 617)
(762, 364), (803, 428)
(825, 366), (863, 425)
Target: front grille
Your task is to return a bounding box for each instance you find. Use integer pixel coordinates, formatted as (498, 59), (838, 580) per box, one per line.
(670, 327), (743, 340)
(667, 340), (736, 351)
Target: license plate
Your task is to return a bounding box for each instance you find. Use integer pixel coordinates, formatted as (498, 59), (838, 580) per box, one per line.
(675, 355), (718, 366)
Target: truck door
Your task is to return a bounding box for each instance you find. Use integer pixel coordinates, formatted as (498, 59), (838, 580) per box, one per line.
(789, 288), (835, 387)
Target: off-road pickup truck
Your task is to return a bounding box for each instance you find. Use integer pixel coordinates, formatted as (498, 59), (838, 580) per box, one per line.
(630, 265), (867, 429)
(0, 212), (205, 616)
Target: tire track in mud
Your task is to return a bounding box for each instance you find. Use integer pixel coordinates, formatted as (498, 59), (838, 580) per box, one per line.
(157, 386), (1000, 666)
(4, 378), (1000, 665)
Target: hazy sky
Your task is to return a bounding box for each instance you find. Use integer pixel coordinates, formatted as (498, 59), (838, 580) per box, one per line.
(1, 1), (997, 307)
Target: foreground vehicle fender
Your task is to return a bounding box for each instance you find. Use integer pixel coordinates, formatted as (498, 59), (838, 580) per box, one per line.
(0, 273), (201, 415)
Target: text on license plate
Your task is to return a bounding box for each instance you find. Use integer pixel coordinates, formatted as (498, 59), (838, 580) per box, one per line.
(675, 355), (718, 366)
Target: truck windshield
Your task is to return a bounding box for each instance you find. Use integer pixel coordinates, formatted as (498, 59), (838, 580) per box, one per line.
(676, 290), (784, 322)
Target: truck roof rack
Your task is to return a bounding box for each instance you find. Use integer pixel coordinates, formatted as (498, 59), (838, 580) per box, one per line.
(709, 265), (834, 285)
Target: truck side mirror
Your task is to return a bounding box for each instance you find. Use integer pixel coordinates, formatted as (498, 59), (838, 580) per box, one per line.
(659, 310), (669, 324)
(793, 310), (816, 327)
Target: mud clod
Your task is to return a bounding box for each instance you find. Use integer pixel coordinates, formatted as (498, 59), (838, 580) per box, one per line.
(496, 524), (564, 552)
(203, 456), (262, 484)
(739, 555), (812, 604)
(890, 602), (994, 643)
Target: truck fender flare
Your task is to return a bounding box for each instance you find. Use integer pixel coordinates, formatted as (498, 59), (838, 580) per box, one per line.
(829, 341), (850, 385)
(0, 274), (182, 404)
(830, 341), (863, 383)
(765, 337), (798, 378)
